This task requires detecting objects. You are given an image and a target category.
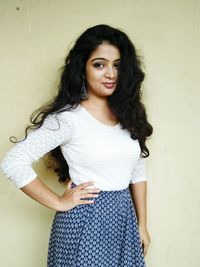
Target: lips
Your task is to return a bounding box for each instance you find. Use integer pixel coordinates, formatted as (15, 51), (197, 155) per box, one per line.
(102, 82), (116, 89)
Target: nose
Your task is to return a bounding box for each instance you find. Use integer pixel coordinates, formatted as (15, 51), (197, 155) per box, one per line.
(105, 67), (116, 79)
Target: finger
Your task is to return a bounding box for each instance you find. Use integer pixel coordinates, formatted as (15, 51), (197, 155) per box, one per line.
(66, 180), (72, 189)
(80, 193), (99, 198)
(143, 243), (150, 256)
(79, 199), (95, 205)
(143, 246), (148, 257)
(81, 188), (101, 194)
(78, 181), (95, 189)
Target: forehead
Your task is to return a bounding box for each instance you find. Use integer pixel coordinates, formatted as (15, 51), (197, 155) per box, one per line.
(88, 43), (120, 61)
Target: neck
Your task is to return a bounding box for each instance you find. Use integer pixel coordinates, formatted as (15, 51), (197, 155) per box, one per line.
(80, 97), (110, 112)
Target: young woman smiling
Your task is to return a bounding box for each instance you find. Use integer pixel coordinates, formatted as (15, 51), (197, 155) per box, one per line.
(1, 24), (153, 267)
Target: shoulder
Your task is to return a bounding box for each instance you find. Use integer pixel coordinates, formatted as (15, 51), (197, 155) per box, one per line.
(44, 104), (80, 129)
(56, 104), (80, 123)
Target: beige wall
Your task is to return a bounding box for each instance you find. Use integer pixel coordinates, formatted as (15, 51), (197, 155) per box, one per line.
(0, 0), (199, 266)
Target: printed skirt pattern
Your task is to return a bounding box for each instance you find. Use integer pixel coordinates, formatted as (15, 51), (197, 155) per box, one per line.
(47, 182), (147, 267)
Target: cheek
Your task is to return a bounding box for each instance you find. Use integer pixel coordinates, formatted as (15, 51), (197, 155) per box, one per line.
(86, 68), (102, 84)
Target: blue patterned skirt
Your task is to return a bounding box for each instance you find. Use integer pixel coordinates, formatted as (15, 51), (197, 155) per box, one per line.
(47, 182), (146, 267)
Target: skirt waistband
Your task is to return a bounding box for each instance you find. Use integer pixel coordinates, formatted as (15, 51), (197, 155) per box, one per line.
(70, 181), (131, 205)
(70, 181), (129, 194)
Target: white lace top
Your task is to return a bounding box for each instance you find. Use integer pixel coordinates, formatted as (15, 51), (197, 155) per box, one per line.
(1, 104), (148, 190)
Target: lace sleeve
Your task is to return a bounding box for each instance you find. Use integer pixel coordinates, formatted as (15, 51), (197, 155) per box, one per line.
(129, 156), (148, 184)
(0, 113), (75, 188)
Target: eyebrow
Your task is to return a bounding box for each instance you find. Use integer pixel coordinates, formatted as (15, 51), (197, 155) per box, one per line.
(91, 57), (121, 62)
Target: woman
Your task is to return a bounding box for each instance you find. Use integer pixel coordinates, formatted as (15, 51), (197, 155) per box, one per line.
(1, 24), (153, 266)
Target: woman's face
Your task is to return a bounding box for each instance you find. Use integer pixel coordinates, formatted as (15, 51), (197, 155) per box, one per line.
(85, 43), (120, 98)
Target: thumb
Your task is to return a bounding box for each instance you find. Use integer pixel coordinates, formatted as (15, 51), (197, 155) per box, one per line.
(66, 179), (72, 189)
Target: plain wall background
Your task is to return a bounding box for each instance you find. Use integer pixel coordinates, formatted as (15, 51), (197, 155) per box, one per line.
(0, 0), (200, 266)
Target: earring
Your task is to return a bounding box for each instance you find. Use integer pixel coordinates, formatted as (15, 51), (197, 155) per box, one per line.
(80, 77), (88, 99)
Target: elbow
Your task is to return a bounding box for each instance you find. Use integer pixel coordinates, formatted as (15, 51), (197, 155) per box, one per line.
(0, 154), (37, 188)
(0, 155), (12, 178)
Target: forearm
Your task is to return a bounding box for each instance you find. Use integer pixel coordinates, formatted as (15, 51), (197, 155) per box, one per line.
(130, 181), (147, 228)
(20, 177), (62, 211)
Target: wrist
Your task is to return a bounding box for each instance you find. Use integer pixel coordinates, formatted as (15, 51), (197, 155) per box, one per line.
(56, 197), (65, 212)
(138, 222), (147, 230)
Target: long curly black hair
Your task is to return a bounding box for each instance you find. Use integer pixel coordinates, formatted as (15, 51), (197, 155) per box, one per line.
(11, 24), (153, 183)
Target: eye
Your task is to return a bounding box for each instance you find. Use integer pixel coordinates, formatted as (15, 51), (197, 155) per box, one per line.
(114, 63), (120, 69)
(93, 62), (104, 68)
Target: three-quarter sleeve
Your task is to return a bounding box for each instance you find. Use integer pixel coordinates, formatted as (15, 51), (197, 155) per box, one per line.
(130, 156), (148, 184)
(0, 113), (75, 188)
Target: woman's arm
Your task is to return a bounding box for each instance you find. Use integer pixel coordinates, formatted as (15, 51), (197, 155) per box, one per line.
(0, 113), (75, 188)
(129, 181), (151, 256)
(20, 176), (63, 211)
(20, 177), (99, 212)
(1, 112), (100, 212)
(130, 181), (147, 227)
(129, 156), (148, 226)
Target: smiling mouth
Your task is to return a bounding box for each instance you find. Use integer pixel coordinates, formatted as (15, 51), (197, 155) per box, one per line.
(102, 83), (116, 89)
